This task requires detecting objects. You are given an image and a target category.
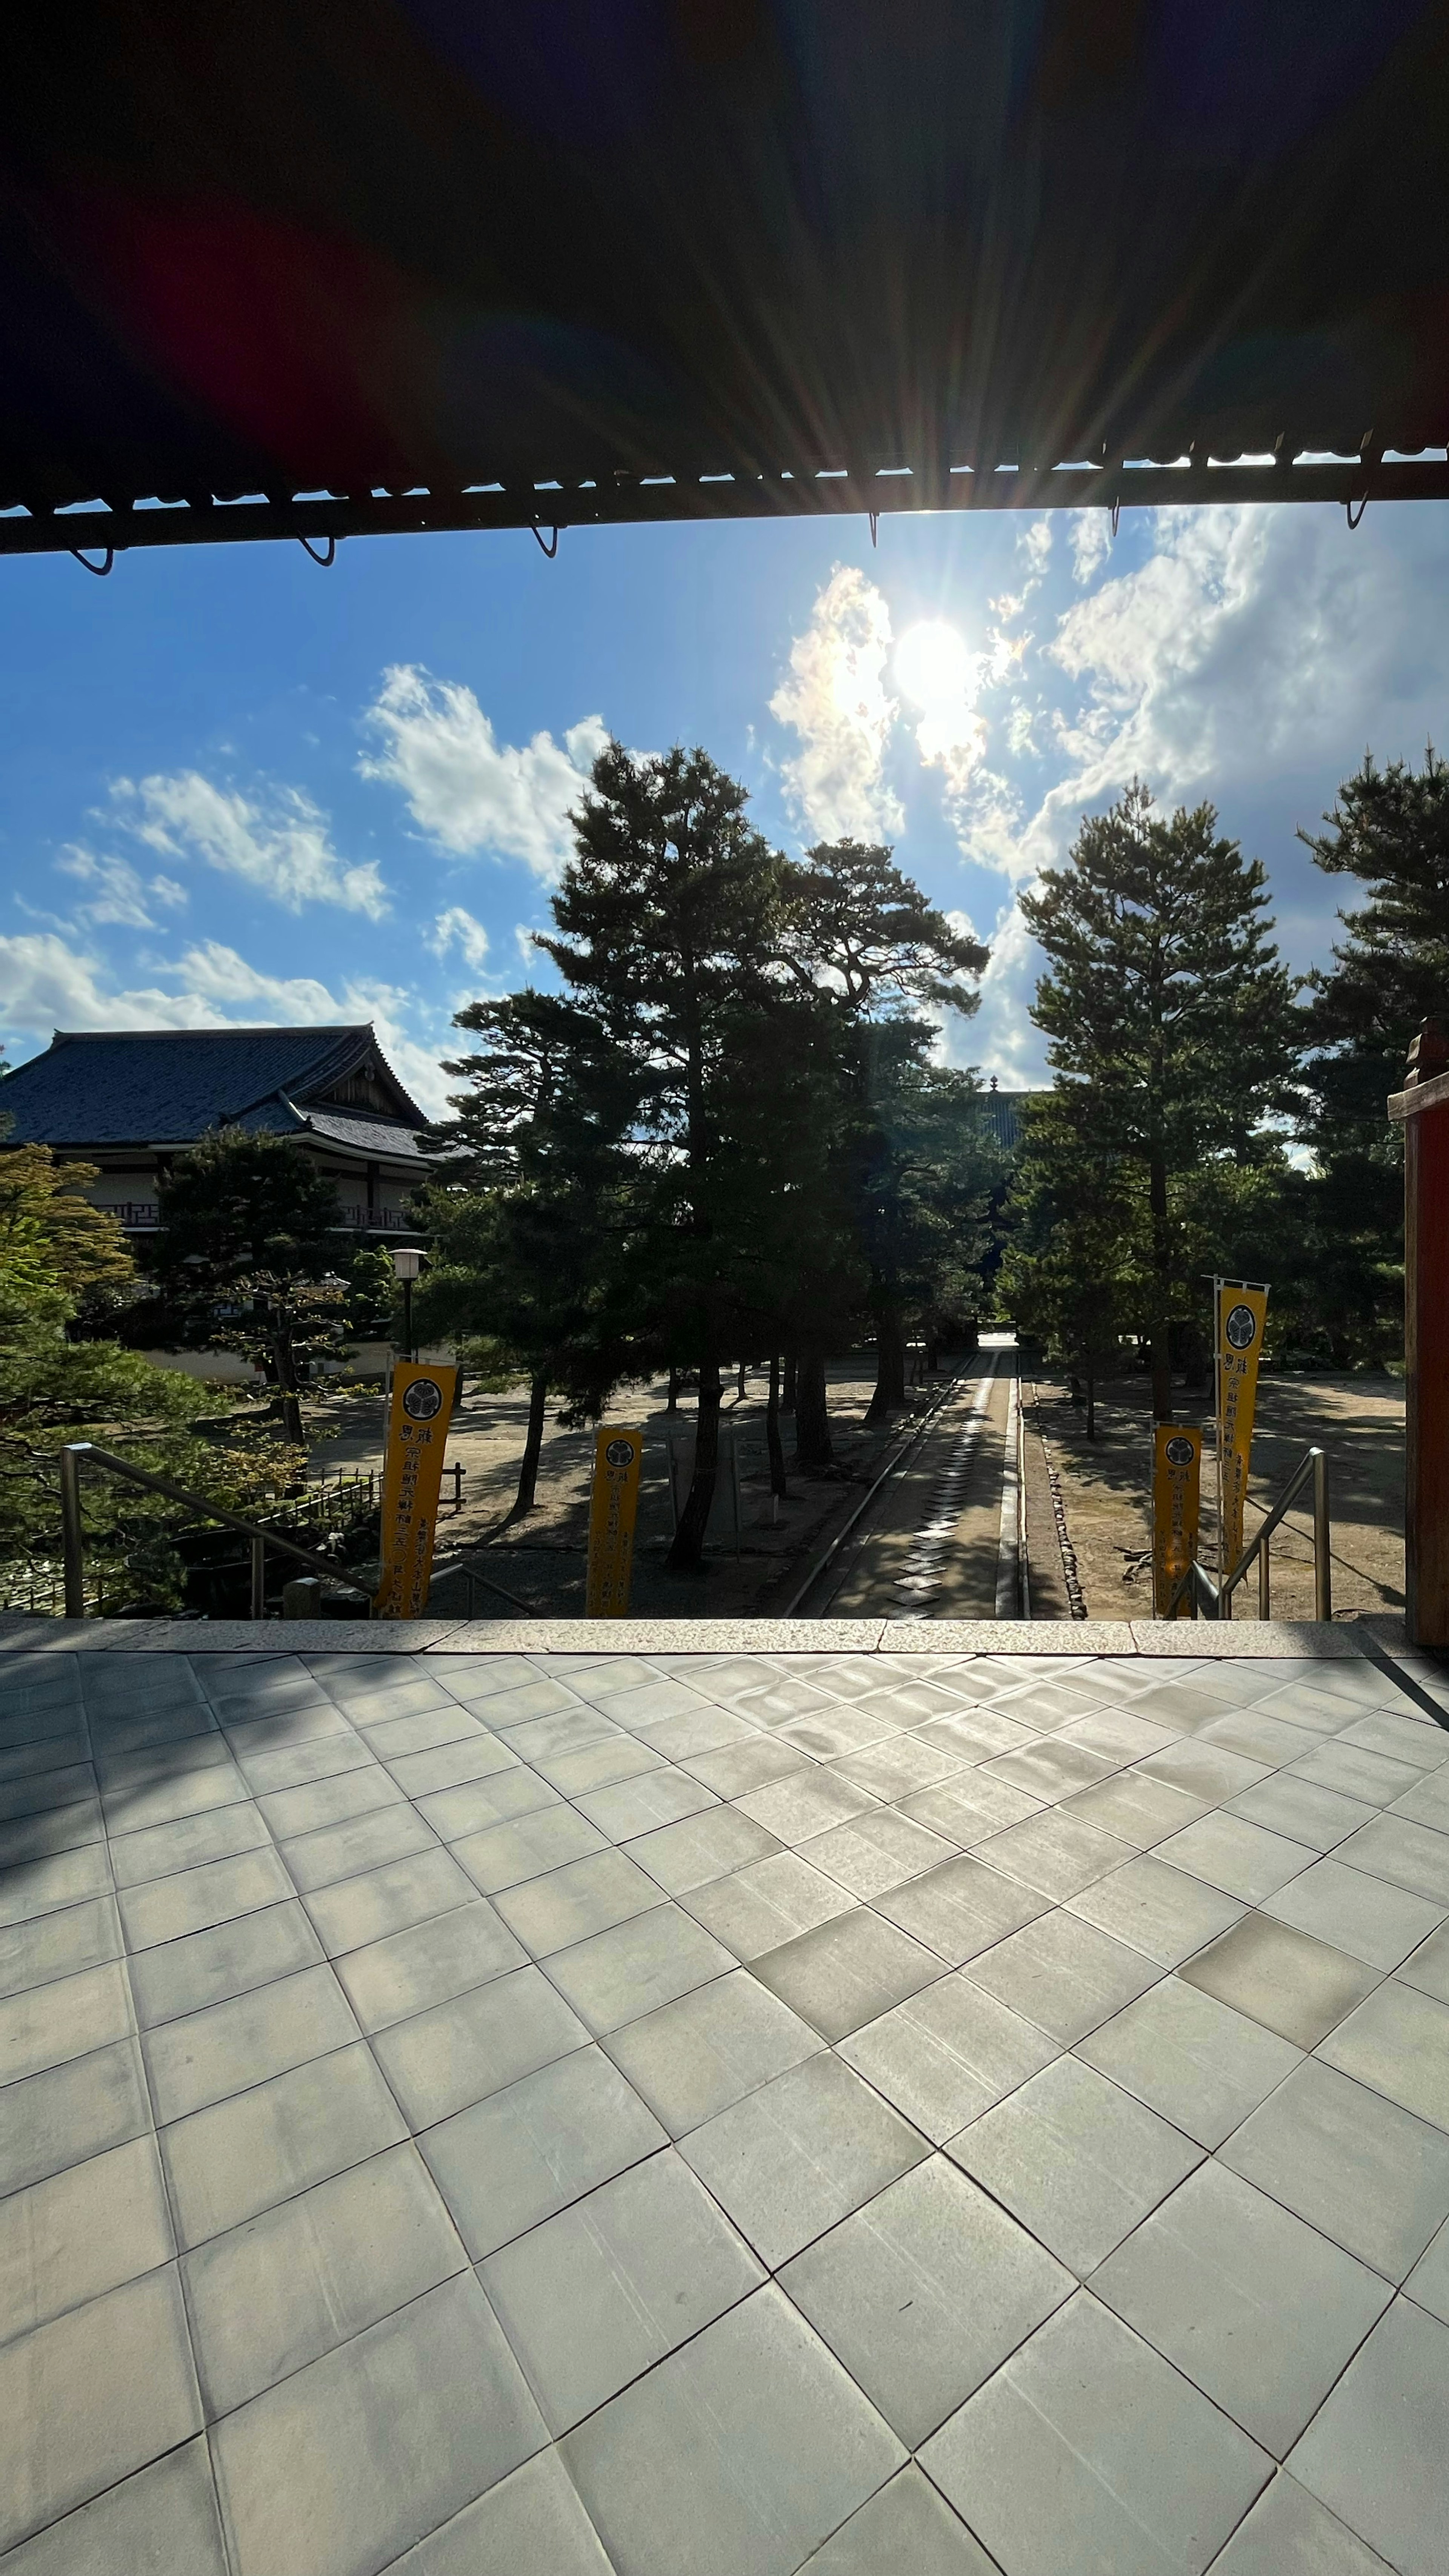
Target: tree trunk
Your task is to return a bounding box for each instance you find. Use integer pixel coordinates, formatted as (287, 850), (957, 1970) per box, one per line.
(1148, 1139), (1173, 1422)
(666, 1354), (722, 1569)
(867, 1302), (908, 1419)
(666, 1365), (681, 1416)
(512, 1369), (548, 1515)
(272, 1323), (304, 1444)
(1086, 1359), (1097, 1443)
(782, 1351), (797, 1414)
(793, 1345), (834, 1469)
(765, 1354), (788, 1499)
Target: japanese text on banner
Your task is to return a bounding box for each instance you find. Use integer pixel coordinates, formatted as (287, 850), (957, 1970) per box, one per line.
(586, 1427), (643, 1616)
(375, 1363), (458, 1619)
(1152, 1423), (1203, 1618)
(1216, 1281), (1268, 1578)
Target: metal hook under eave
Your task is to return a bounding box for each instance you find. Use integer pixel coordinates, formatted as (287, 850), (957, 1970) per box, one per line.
(70, 545), (114, 577)
(532, 523), (560, 558)
(299, 534), (337, 567)
(1345, 491), (1369, 531)
(868, 510), (879, 548)
(1110, 497), (1121, 539)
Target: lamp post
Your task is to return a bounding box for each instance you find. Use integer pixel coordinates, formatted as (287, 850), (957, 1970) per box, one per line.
(391, 1245), (423, 1364)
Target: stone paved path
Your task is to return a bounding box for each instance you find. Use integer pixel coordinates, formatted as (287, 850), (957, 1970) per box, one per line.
(3, 1628), (1449, 2572)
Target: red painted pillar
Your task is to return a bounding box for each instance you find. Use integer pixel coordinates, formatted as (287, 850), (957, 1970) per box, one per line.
(1392, 1021), (1449, 1647)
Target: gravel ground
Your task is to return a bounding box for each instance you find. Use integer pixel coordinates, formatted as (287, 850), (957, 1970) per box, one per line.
(1028, 1369), (1406, 1626)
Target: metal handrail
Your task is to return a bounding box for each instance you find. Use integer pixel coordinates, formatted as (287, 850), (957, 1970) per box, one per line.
(1166, 1444), (1331, 1622)
(58, 1441), (371, 1621)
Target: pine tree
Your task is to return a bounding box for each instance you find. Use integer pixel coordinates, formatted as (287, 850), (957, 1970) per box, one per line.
(154, 1130), (349, 1442)
(1020, 783), (1300, 1420)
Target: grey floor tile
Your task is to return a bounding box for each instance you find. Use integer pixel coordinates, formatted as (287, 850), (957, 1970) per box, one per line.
(576, 1769), (719, 1839)
(1316, 1978), (1449, 2129)
(914, 1706), (1040, 1764)
(334, 1902), (526, 2031)
(421, 2044), (666, 2258)
(384, 1735), (518, 1799)
(680, 2049), (929, 2266)
(235, 1729), (374, 1796)
(481, 2148), (763, 2432)
(451, 1804), (603, 1894)
(143, 1961), (359, 2123)
(827, 1733), (963, 1797)
(795, 1809), (957, 1899)
(129, 1898), (323, 2027)
(963, 1909), (1159, 2044)
(1287, 2297), (1449, 2576)
(0, 2268), (202, 2556)
(1207, 2471), (1395, 2573)
(734, 1770), (882, 1845)
(1334, 1813), (1449, 1905)
(0, 2135), (173, 2337)
(899, 1772), (1046, 1844)
(840, 1973), (1060, 2141)
(1226, 1776), (1377, 1853)
(1287, 1742), (1427, 1807)
(1340, 1709), (1449, 1767)
(752, 1907), (942, 2039)
(0, 2437), (227, 2576)
(373, 1964), (589, 2127)
(117, 1844), (292, 1948)
(211, 2272), (547, 2576)
(1055, 1707), (1184, 1765)
(1398, 1914), (1449, 2001)
(0, 1893), (121, 1999)
(981, 1738), (1120, 1803)
(782, 2155), (1072, 2445)
(797, 2466), (998, 2574)
(543, 1905), (735, 2037)
(678, 1850), (855, 1959)
(0, 1958), (132, 2086)
(100, 1761), (250, 1838)
(0, 1798), (104, 1870)
(1405, 2214), (1449, 2324)
(920, 2289), (1269, 2576)
(162, 2040), (409, 2247)
(1154, 1814), (1314, 1906)
(1195, 1709), (1321, 1767)
(561, 2284), (905, 2576)
(1138, 1742), (1272, 1802)
(538, 1739), (666, 1797)
(380, 2448), (614, 2574)
(0, 1841), (113, 1931)
(1220, 2058), (1449, 2280)
(604, 1965), (821, 2134)
(972, 1809), (1136, 1899)
(255, 1765), (403, 1842)
(1078, 1976), (1303, 2148)
(302, 1846), (478, 1955)
(184, 2141), (467, 2415)
(1067, 1852), (1247, 1965)
(278, 1801), (438, 1893)
(1092, 2161), (1391, 2457)
(875, 1852), (1050, 1964)
(1180, 1913), (1380, 2048)
(0, 1761), (94, 1825)
(1261, 1854), (1445, 1969)
(357, 1703), (488, 1762)
(621, 1806), (781, 1896)
(418, 1769), (563, 1841)
(949, 2053), (1203, 2275)
(1057, 1771), (1208, 1851)
(108, 1801), (270, 1891)
(680, 1736), (812, 1799)
(0, 2037), (151, 2199)
(637, 1705), (756, 1763)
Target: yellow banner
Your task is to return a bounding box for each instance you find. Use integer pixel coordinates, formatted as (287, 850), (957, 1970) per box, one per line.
(374, 1362), (458, 1619)
(586, 1427), (644, 1616)
(1152, 1424), (1203, 1618)
(1216, 1281), (1268, 1579)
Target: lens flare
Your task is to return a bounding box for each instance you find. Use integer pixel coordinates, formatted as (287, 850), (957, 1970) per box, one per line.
(894, 620), (973, 711)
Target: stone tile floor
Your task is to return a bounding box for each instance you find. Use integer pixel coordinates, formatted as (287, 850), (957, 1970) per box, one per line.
(3, 1633), (1449, 2572)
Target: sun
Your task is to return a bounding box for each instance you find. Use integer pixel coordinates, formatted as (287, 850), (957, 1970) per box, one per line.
(894, 619), (972, 711)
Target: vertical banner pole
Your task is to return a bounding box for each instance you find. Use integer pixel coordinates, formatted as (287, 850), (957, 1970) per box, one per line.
(1215, 1280), (1269, 1619)
(586, 1429), (644, 1616)
(1152, 1424), (1203, 1618)
(375, 1362), (459, 1619)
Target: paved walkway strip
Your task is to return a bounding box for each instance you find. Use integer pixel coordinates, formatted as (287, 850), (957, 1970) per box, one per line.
(1, 1624), (1447, 2572)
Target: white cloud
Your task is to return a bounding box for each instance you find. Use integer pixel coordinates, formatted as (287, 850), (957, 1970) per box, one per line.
(113, 771), (388, 917)
(55, 848), (188, 931)
(1069, 512), (1114, 585)
(770, 567), (904, 842)
(428, 906), (490, 971)
(0, 934), (222, 1048)
(360, 664), (606, 881)
(951, 904), (1050, 1088)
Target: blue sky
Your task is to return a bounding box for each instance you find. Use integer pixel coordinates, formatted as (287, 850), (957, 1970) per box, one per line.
(4, 494), (1449, 1113)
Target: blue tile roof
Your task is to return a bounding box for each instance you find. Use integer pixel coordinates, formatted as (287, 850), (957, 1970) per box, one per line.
(0, 1026), (426, 1149)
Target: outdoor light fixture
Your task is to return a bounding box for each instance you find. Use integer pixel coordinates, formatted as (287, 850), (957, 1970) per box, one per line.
(391, 1245), (425, 1362)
